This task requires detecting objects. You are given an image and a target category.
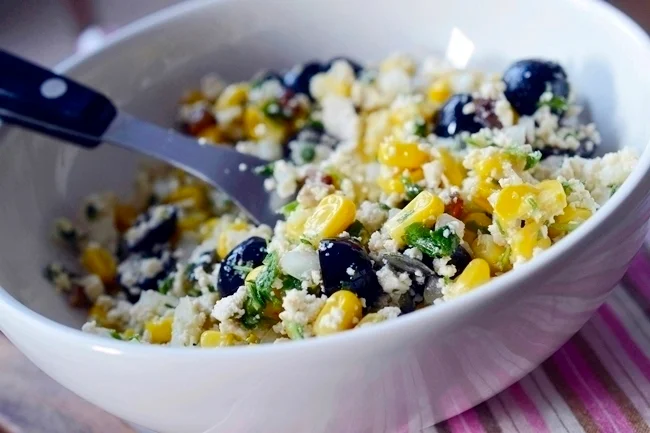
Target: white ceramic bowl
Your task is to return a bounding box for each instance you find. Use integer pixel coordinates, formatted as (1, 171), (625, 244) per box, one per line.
(2, 1), (650, 432)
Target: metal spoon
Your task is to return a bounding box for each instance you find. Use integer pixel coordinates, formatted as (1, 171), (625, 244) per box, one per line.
(0, 49), (285, 226)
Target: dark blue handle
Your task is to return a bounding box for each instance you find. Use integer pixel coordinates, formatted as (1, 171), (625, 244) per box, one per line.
(0, 49), (117, 148)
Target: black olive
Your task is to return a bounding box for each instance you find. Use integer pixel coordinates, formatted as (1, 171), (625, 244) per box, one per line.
(319, 238), (380, 304)
(283, 62), (326, 98)
(125, 205), (177, 254)
(217, 237), (267, 297)
(434, 94), (484, 138)
(118, 250), (176, 303)
(503, 59), (570, 116)
(449, 245), (472, 278)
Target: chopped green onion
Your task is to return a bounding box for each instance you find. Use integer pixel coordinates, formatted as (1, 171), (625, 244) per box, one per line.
(403, 223), (460, 258)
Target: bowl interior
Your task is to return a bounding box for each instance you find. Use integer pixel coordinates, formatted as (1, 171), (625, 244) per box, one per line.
(1, 0), (650, 328)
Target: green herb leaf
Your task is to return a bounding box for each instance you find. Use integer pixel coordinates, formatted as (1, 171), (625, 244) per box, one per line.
(254, 162), (275, 177)
(403, 223), (460, 259)
(526, 197), (539, 211)
(187, 288), (201, 297)
(281, 275), (302, 291)
(561, 181), (573, 195)
(524, 151), (542, 170)
(109, 330), (123, 340)
(299, 236), (313, 245)
(401, 177), (423, 201)
(537, 95), (569, 113)
(241, 252), (281, 328)
(411, 118), (428, 138)
(285, 322), (304, 340)
(498, 246), (511, 271)
(262, 99), (290, 122)
(608, 184), (620, 195)
(378, 203), (391, 211)
(346, 220), (369, 243)
(300, 145), (316, 163)
(279, 200), (299, 218)
(158, 276), (173, 295)
(232, 264), (254, 275)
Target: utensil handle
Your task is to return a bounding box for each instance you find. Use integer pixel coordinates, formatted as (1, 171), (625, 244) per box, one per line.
(0, 49), (117, 148)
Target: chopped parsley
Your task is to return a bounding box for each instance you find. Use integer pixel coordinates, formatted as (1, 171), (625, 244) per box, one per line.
(187, 287), (201, 297)
(254, 162), (275, 177)
(262, 99), (290, 122)
(346, 220), (369, 243)
(109, 330), (123, 340)
(561, 181), (573, 195)
(401, 177), (423, 201)
(232, 264), (254, 275)
(537, 94), (569, 114)
(279, 200), (299, 217)
(281, 275), (302, 291)
(378, 203), (391, 211)
(299, 236), (313, 246)
(241, 252), (280, 328)
(285, 322), (304, 340)
(524, 151), (542, 170)
(411, 118), (428, 138)
(300, 145), (316, 163)
(609, 184), (620, 195)
(403, 223), (460, 259)
(157, 276), (173, 294)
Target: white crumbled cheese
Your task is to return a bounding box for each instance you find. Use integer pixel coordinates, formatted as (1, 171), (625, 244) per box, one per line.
(494, 98), (515, 127)
(297, 178), (334, 208)
(81, 320), (115, 338)
(117, 251), (171, 299)
(422, 160), (444, 189)
(376, 265), (411, 298)
(376, 306), (401, 321)
(462, 102), (476, 115)
(215, 106), (243, 125)
(271, 160), (299, 198)
(561, 177), (598, 212)
(310, 60), (356, 102)
(433, 257), (457, 278)
(356, 201), (389, 233)
(318, 306), (344, 329)
(170, 263), (187, 297)
(248, 79), (284, 103)
(192, 265), (219, 295)
(321, 96), (359, 142)
(277, 289), (326, 337)
(404, 247), (423, 260)
(377, 68), (412, 98)
(211, 285), (247, 322)
(487, 225), (507, 247)
(435, 213), (465, 240)
(171, 297), (208, 347)
(346, 266), (356, 276)
(75, 274), (104, 303)
(280, 244), (321, 280)
(106, 299), (133, 326)
(129, 291), (178, 328)
(368, 231), (399, 256)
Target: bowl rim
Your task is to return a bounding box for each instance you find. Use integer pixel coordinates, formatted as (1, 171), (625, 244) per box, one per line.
(1, 0), (650, 359)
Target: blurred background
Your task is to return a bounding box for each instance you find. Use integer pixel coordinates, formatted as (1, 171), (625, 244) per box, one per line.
(1, 0), (649, 67)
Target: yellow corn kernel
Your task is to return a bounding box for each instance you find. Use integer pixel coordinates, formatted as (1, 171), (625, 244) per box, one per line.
(81, 245), (117, 284)
(217, 223), (252, 259)
(549, 206), (592, 238)
(197, 125), (225, 144)
(493, 184), (538, 224)
(145, 317), (173, 345)
(428, 77), (452, 104)
(363, 110), (392, 159)
(378, 136), (430, 169)
(178, 210), (210, 232)
(122, 328), (137, 340)
(310, 73), (352, 100)
(199, 217), (220, 241)
(180, 89), (205, 105)
(376, 168), (424, 195)
(384, 191), (444, 246)
(164, 185), (208, 209)
(448, 258), (491, 298)
(356, 313), (387, 328)
(438, 148), (466, 186)
(245, 265), (264, 283)
(245, 333), (261, 345)
(511, 221), (550, 262)
(215, 83), (249, 109)
(303, 194), (356, 244)
(536, 180), (567, 221)
(88, 302), (114, 328)
(463, 212), (492, 244)
(243, 105), (288, 144)
(472, 234), (512, 274)
(199, 330), (239, 348)
(285, 207), (314, 241)
(113, 202), (137, 233)
(314, 290), (363, 336)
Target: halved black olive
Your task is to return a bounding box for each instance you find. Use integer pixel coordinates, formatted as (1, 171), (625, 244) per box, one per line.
(217, 237), (267, 297)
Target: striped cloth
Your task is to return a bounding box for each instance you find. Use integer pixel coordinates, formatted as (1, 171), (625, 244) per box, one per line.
(424, 247), (650, 433)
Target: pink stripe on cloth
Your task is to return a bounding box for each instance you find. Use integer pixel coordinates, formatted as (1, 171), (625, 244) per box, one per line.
(623, 251), (650, 302)
(597, 303), (650, 384)
(551, 342), (634, 433)
(507, 382), (551, 433)
(446, 408), (485, 433)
